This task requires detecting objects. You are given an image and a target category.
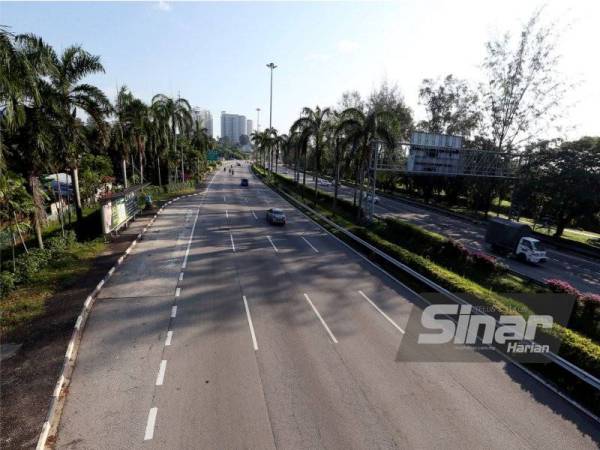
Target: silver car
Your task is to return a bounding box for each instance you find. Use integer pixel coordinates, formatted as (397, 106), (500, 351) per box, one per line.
(266, 208), (286, 225)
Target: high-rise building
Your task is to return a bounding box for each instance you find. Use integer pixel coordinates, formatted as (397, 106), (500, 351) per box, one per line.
(220, 112), (247, 145)
(191, 108), (213, 137)
(246, 119), (253, 135)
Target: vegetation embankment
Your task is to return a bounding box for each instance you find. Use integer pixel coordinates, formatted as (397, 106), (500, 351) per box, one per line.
(254, 164), (600, 412)
(1, 27), (226, 339)
(0, 177), (209, 340)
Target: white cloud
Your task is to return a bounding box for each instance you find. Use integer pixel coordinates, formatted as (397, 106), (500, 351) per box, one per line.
(336, 39), (360, 54)
(155, 1), (171, 12)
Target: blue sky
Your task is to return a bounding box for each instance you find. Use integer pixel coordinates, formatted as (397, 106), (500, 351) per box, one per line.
(2, 1), (599, 138)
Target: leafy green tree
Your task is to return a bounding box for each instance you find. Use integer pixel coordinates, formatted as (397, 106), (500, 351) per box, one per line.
(516, 137), (600, 238)
(418, 74), (481, 137)
(482, 10), (568, 151)
(0, 173), (34, 271)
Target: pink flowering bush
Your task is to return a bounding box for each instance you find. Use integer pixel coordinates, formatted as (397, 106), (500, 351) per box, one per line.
(545, 279), (580, 297)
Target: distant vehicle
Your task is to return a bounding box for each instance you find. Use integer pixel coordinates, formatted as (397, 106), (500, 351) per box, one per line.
(282, 170), (289, 174)
(240, 178), (249, 187)
(317, 178), (332, 186)
(363, 192), (380, 204)
(485, 218), (547, 264)
(266, 208), (286, 225)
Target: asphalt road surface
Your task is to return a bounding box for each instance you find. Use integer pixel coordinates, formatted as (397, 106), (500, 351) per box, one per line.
(275, 166), (600, 294)
(56, 163), (599, 449)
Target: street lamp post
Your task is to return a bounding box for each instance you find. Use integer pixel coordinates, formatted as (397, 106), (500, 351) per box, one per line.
(266, 62), (277, 173)
(266, 62), (277, 130)
(256, 107), (261, 132)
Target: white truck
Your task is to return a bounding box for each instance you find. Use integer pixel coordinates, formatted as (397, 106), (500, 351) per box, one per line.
(485, 218), (548, 264)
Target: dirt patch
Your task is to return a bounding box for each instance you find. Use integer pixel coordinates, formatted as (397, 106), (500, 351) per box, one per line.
(0, 205), (166, 449)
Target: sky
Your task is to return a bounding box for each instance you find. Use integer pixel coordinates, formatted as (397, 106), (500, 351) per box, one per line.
(2, 0), (599, 139)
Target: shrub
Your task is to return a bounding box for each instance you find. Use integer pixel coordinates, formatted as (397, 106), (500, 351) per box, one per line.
(46, 230), (77, 255)
(0, 271), (17, 297)
(546, 279), (580, 296)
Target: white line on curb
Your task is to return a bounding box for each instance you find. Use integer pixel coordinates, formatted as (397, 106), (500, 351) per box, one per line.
(171, 306), (177, 318)
(230, 233), (236, 252)
(179, 272), (184, 282)
(175, 288), (181, 297)
(165, 330), (173, 346)
(303, 293), (338, 343)
(243, 296), (258, 351)
(357, 290), (405, 334)
(144, 407), (158, 440)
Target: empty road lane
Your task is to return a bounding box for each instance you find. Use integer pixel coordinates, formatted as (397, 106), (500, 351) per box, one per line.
(56, 163), (599, 449)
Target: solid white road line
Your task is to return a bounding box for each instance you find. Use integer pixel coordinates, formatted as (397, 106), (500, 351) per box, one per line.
(243, 296), (259, 351)
(175, 287), (181, 297)
(144, 407), (158, 440)
(252, 210), (258, 220)
(182, 207), (200, 269)
(155, 360), (167, 386)
(267, 235), (278, 252)
(226, 209), (229, 219)
(171, 306), (177, 318)
(230, 233), (236, 252)
(301, 236), (319, 253)
(303, 293), (338, 343)
(357, 290), (405, 334)
(165, 330), (173, 346)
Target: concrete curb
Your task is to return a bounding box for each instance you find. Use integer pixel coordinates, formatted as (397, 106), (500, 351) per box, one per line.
(35, 189), (206, 450)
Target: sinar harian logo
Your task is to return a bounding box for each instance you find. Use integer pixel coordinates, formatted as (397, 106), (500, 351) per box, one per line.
(418, 305), (553, 354)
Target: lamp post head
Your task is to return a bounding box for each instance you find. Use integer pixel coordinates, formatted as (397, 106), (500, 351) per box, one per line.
(266, 62), (277, 70)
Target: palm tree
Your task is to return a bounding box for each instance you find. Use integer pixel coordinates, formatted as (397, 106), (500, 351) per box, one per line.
(275, 133), (288, 174)
(147, 104), (170, 187)
(151, 94), (192, 182)
(48, 45), (111, 223)
(1, 33), (56, 249)
(191, 120), (209, 179)
(291, 106), (331, 204)
(337, 107), (397, 218)
(0, 30), (51, 172)
(111, 86), (134, 188)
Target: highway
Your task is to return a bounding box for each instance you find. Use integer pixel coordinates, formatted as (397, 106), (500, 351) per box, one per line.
(56, 163), (599, 449)
(275, 166), (600, 294)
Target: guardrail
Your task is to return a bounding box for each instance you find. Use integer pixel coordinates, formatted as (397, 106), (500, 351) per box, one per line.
(260, 175), (600, 396)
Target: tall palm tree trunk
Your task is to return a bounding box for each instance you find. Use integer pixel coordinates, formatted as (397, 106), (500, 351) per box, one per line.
(72, 166), (83, 222)
(122, 158), (128, 189)
(28, 174), (44, 249)
(157, 156), (162, 187)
